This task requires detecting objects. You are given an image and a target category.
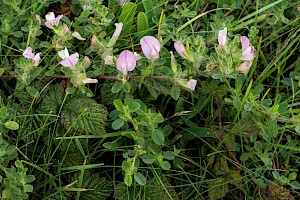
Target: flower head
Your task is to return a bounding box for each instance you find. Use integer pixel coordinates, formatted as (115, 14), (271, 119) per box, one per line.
(236, 61), (252, 74)
(240, 36), (255, 61)
(218, 27), (227, 48)
(117, 50), (137, 75)
(58, 47), (79, 67)
(174, 41), (186, 58)
(185, 79), (197, 91)
(45, 12), (63, 29)
(140, 36), (161, 59)
(23, 47), (41, 66)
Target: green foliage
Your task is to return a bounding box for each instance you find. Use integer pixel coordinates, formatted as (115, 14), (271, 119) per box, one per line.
(61, 97), (108, 134)
(1, 160), (35, 200)
(114, 178), (179, 200)
(0, 0), (299, 199)
(70, 172), (113, 200)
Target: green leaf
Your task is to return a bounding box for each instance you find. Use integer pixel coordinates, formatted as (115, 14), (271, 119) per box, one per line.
(137, 12), (148, 38)
(128, 102), (140, 113)
(24, 184), (33, 192)
(163, 151), (175, 160)
(151, 129), (165, 145)
(288, 172), (297, 181)
(12, 31), (23, 38)
(25, 175), (35, 183)
(141, 154), (156, 164)
(114, 99), (124, 112)
(0, 68), (5, 76)
(103, 139), (122, 150)
(26, 86), (39, 98)
(112, 82), (124, 93)
(124, 175), (132, 186)
(134, 172), (147, 185)
(118, 3), (137, 34)
(4, 121), (19, 130)
(171, 85), (180, 100)
(112, 118), (124, 130)
(123, 82), (131, 93)
(142, 0), (154, 26)
(39, 41), (52, 48)
(272, 171), (280, 180)
(290, 181), (300, 189)
(2, 189), (11, 198)
(160, 161), (171, 170)
(61, 98), (108, 134)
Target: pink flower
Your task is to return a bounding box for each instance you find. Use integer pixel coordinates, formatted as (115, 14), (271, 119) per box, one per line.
(113, 23), (123, 39)
(174, 41), (186, 58)
(185, 79), (197, 91)
(140, 36), (161, 59)
(240, 36), (255, 61)
(218, 27), (227, 48)
(118, 0), (130, 6)
(58, 47), (79, 67)
(45, 12), (63, 29)
(117, 50), (137, 75)
(236, 61), (252, 73)
(23, 47), (41, 66)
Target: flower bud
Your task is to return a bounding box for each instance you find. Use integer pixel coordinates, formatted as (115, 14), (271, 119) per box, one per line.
(240, 36), (255, 61)
(140, 36), (161, 59)
(45, 12), (63, 29)
(218, 27), (227, 48)
(174, 41), (186, 58)
(117, 50), (136, 75)
(113, 23), (123, 39)
(104, 55), (114, 65)
(72, 32), (86, 40)
(236, 61), (252, 74)
(185, 79), (197, 91)
(170, 51), (177, 74)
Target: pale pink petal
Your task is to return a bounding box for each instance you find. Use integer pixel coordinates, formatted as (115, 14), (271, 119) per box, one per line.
(117, 50), (136, 74)
(44, 12), (63, 29)
(45, 12), (55, 21)
(72, 32), (86, 40)
(174, 41), (186, 58)
(185, 79), (197, 91)
(33, 53), (41, 66)
(113, 23), (123, 39)
(60, 53), (79, 67)
(240, 46), (255, 61)
(58, 47), (69, 60)
(218, 27), (227, 47)
(23, 47), (34, 59)
(236, 61), (252, 73)
(240, 36), (250, 51)
(140, 36), (161, 59)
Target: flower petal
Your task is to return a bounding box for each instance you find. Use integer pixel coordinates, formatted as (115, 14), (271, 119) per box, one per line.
(140, 36), (161, 59)
(185, 79), (197, 91)
(23, 47), (35, 59)
(240, 36), (250, 51)
(174, 41), (186, 58)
